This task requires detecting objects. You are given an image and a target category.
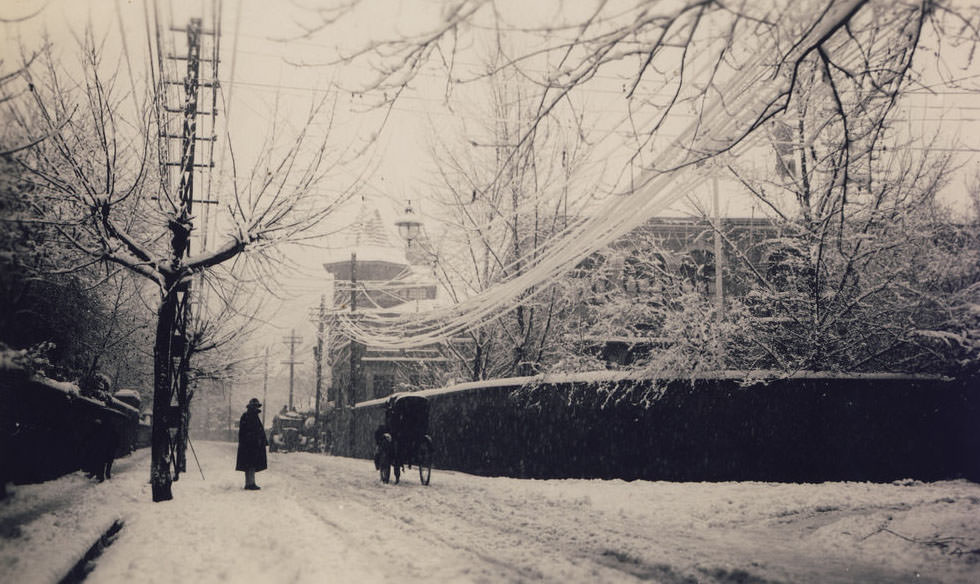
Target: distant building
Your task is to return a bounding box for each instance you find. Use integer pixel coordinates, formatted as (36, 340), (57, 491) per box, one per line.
(573, 215), (786, 365)
(323, 209), (790, 384)
(323, 206), (446, 404)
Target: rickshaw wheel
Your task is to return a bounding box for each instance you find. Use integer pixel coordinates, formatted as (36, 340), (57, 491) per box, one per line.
(418, 439), (432, 485)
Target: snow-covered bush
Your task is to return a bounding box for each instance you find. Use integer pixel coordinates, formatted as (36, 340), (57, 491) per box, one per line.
(0, 341), (55, 378)
(77, 372), (113, 403)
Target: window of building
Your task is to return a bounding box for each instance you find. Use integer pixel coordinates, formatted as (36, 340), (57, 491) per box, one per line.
(680, 249), (715, 295)
(373, 374), (396, 399)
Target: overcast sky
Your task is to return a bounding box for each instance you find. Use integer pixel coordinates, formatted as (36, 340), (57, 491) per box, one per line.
(4, 0), (980, 392)
(8, 0), (978, 215)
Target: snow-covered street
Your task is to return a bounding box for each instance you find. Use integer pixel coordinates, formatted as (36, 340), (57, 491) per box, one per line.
(2, 442), (979, 583)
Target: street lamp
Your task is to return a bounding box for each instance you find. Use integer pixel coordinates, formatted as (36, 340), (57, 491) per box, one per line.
(395, 200), (422, 247)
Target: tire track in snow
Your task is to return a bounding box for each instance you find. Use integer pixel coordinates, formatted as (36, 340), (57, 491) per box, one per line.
(274, 454), (775, 582)
(273, 456), (544, 582)
(255, 449), (978, 584)
(279, 458), (648, 582)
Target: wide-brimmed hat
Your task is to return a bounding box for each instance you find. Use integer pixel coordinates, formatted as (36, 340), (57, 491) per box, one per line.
(247, 398), (262, 409)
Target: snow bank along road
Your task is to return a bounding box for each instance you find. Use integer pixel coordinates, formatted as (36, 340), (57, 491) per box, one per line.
(2, 441), (979, 584)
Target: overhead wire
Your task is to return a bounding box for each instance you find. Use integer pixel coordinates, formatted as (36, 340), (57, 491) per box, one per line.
(327, 0), (877, 350)
(116, 1), (972, 350)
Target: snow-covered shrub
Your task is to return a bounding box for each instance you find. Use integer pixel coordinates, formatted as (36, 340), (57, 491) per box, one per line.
(78, 372), (113, 403)
(0, 341), (55, 377)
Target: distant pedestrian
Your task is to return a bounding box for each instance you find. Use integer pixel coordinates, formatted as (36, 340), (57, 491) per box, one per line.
(236, 398), (267, 490)
(85, 417), (119, 482)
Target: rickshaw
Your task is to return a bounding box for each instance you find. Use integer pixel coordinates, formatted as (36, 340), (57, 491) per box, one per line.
(373, 393), (433, 485)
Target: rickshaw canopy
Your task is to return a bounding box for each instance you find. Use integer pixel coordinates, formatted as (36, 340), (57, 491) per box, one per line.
(384, 393), (429, 440)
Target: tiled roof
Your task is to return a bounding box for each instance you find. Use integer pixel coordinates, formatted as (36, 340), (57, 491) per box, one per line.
(324, 205), (408, 267)
(351, 208), (395, 248)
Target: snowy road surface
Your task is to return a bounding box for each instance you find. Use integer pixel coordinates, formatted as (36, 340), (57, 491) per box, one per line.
(2, 441), (979, 583)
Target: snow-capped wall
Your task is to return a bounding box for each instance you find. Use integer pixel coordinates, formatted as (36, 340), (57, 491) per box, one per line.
(346, 373), (979, 483)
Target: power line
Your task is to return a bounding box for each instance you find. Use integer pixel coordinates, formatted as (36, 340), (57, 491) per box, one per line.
(281, 330), (304, 410)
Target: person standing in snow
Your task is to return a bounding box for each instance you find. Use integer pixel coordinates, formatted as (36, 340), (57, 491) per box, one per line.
(236, 398), (268, 490)
(83, 417), (119, 482)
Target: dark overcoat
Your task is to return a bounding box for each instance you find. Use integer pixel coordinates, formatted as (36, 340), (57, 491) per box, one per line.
(236, 410), (268, 472)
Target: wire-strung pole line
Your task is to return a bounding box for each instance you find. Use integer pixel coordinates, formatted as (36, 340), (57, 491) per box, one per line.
(330, 1), (892, 351)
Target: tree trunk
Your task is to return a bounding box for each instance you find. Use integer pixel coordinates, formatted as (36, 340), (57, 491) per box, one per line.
(151, 287), (178, 502)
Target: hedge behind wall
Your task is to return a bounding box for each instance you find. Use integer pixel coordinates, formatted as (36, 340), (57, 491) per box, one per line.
(350, 373), (979, 483)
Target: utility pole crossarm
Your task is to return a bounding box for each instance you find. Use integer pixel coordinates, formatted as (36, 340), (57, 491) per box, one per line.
(281, 331), (303, 410)
(149, 14), (222, 502)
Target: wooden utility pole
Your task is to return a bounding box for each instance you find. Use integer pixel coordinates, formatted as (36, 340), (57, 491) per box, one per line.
(262, 346), (269, 426)
(152, 18), (212, 500)
(225, 379), (231, 442)
(282, 330), (303, 410)
(314, 295), (325, 429)
(172, 18), (201, 480)
(348, 252), (358, 409)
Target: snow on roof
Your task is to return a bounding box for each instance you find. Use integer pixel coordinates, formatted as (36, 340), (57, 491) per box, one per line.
(324, 208), (409, 266)
(360, 356), (449, 363)
(352, 209), (396, 248)
(355, 369), (953, 409)
(35, 375), (80, 397)
(76, 394), (106, 408)
(277, 411), (305, 419)
(107, 397), (140, 416)
(359, 297), (445, 316)
(355, 372), (624, 408)
(0, 348), (23, 371)
(329, 244), (407, 266)
(113, 389), (141, 400)
(574, 336), (671, 344)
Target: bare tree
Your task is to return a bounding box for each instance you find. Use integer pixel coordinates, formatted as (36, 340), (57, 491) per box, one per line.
(303, 1), (976, 180)
(299, 1), (979, 360)
(1, 147), (155, 388)
(418, 45), (596, 379)
(2, 30), (355, 501)
(715, 44), (980, 375)
(0, 4), (47, 157)
(554, 57), (980, 380)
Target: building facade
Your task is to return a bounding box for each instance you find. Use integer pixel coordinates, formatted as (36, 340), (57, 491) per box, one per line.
(323, 207), (446, 405)
(572, 215), (786, 365)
